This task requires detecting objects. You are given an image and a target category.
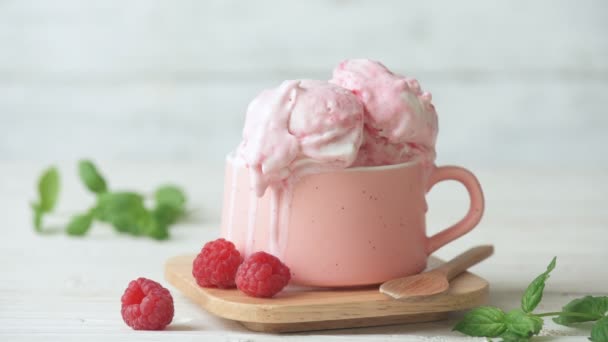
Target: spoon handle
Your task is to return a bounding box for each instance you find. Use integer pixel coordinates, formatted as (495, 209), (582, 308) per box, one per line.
(436, 245), (494, 280)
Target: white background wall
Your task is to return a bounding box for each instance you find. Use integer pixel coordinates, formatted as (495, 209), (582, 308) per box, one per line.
(1, 1), (607, 168)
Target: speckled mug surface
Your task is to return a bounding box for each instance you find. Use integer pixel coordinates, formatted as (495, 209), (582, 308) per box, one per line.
(221, 158), (484, 287)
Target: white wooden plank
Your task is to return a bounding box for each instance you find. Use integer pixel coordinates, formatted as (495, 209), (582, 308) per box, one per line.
(1, 80), (606, 168)
(0, 0), (606, 79)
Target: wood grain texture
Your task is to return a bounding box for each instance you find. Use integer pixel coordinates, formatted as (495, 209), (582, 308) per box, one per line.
(164, 254), (488, 332)
(0, 162), (607, 340)
(239, 312), (449, 333)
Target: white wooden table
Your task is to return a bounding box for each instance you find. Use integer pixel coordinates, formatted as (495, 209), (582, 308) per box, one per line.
(1, 162), (606, 341)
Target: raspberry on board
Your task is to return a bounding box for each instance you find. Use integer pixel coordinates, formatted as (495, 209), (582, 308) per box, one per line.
(192, 238), (243, 288)
(121, 277), (174, 330)
(236, 251), (291, 298)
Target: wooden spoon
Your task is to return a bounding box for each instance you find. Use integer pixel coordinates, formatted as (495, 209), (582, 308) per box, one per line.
(380, 245), (494, 300)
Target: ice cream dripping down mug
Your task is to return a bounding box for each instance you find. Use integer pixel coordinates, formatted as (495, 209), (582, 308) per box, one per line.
(220, 155), (484, 287)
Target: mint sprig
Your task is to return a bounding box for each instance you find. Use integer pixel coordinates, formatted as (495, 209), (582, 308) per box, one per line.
(31, 161), (187, 240)
(454, 258), (608, 341)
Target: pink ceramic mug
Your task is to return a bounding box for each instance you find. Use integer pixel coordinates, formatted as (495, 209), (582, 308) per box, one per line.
(220, 157), (484, 287)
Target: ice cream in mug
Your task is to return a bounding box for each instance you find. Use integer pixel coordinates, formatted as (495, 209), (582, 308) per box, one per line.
(221, 59), (483, 287)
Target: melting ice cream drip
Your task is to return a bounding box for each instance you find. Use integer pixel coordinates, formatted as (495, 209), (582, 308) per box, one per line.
(268, 186), (280, 256)
(237, 80), (364, 258)
(245, 189), (258, 257)
(224, 162), (239, 241)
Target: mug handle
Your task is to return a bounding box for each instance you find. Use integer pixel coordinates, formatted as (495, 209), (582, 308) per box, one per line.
(426, 166), (485, 255)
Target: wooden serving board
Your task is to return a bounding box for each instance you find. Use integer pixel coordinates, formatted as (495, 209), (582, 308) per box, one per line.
(165, 255), (489, 333)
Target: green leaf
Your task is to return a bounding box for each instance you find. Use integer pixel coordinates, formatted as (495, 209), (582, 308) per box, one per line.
(32, 203), (43, 232)
(153, 204), (182, 226)
(453, 306), (507, 337)
(505, 309), (543, 338)
(66, 212), (94, 236)
(95, 192), (146, 234)
(78, 160), (108, 194)
(153, 185), (186, 226)
(31, 166), (60, 232)
(95, 191), (169, 240)
(137, 211), (170, 240)
(521, 257), (556, 313)
(96, 192), (145, 221)
(155, 185), (186, 208)
(38, 166), (60, 212)
(590, 317), (608, 342)
(145, 221), (170, 240)
(128, 206), (169, 240)
(554, 296), (608, 325)
(500, 330), (531, 342)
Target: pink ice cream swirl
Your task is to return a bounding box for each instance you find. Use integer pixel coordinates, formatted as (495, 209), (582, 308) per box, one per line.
(237, 79), (364, 197)
(330, 59), (438, 167)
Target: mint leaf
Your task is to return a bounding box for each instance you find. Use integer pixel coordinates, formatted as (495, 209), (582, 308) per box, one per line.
(155, 185), (186, 208)
(521, 257), (556, 313)
(453, 306), (507, 337)
(96, 192), (144, 220)
(153, 185), (186, 226)
(153, 204), (181, 227)
(591, 317), (608, 342)
(500, 330), (531, 342)
(127, 206), (169, 240)
(145, 220), (170, 240)
(66, 212), (94, 236)
(38, 166), (60, 212)
(32, 167), (60, 232)
(95, 192), (169, 240)
(95, 192), (146, 234)
(505, 309), (543, 338)
(554, 296), (608, 325)
(78, 160), (107, 194)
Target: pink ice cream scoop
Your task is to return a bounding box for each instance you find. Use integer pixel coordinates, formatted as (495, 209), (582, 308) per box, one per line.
(330, 59), (438, 166)
(353, 127), (416, 167)
(237, 80), (364, 197)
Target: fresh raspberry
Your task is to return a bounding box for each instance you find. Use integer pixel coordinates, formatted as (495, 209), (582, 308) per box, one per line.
(236, 252), (291, 298)
(121, 278), (174, 330)
(192, 238), (243, 288)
